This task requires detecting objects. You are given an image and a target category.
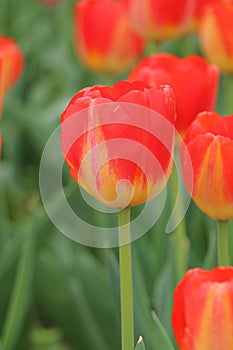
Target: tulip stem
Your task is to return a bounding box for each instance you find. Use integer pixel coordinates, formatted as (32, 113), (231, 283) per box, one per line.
(223, 74), (233, 115)
(217, 220), (230, 266)
(170, 158), (188, 282)
(118, 207), (134, 350)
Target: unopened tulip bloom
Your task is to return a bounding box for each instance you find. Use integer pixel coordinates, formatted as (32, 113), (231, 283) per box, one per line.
(199, 1), (233, 73)
(61, 81), (176, 207)
(129, 53), (219, 136)
(172, 267), (233, 350)
(180, 111), (233, 220)
(122, 0), (194, 41)
(0, 35), (24, 115)
(74, 0), (145, 74)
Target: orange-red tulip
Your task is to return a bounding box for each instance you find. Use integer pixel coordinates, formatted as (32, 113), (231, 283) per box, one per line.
(0, 35), (24, 116)
(199, 1), (233, 73)
(74, 0), (145, 74)
(172, 267), (233, 350)
(0, 35), (24, 159)
(122, 0), (194, 41)
(61, 80), (176, 207)
(180, 111), (233, 220)
(129, 53), (219, 136)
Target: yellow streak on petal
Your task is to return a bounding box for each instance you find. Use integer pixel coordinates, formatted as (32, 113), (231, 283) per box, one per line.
(194, 137), (227, 219)
(195, 286), (215, 350)
(78, 123), (109, 201)
(195, 284), (233, 350)
(96, 162), (148, 207)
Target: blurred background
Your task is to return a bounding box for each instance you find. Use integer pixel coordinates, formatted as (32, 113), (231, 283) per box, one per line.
(0, 0), (233, 350)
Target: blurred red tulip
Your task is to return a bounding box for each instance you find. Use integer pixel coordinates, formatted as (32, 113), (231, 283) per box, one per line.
(74, 0), (145, 74)
(0, 35), (24, 158)
(61, 80), (176, 207)
(122, 0), (194, 41)
(180, 111), (233, 220)
(199, 1), (233, 73)
(172, 267), (233, 350)
(129, 53), (219, 136)
(0, 35), (24, 116)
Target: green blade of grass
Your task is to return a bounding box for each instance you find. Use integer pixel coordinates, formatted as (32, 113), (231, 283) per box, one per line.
(2, 217), (37, 350)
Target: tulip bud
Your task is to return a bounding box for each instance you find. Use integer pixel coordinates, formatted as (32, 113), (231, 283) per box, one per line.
(122, 0), (194, 41)
(129, 53), (219, 136)
(74, 0), (145, 74)
(180, 111), (233, 220)
(199, 2), (233, 73)
(172, 267), (233, 350)
(60, 80), (176, 207)
(0, 35), (24, 115)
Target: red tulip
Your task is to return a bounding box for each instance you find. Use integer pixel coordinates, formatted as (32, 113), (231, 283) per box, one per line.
(129, 53), (219, 136)
(172, 267), (233, 350)
(122, 0), (194, 41)
(199, 1), (233, 73)
(0, 35), (24, 116)
(180, 111), (233, 220)
(60, 80), (176, 207)
(74, 0), (145, 74)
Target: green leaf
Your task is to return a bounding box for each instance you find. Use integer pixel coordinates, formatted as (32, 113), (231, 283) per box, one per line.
(133, 248), (175, 350)
(151, 311), (175, 350)
(152, 262), (175, 338)
(36, 236), (114, 350)
(135, 336), (145, 350)
(2, 217), (38, 350)
(0, 235), (22, 280)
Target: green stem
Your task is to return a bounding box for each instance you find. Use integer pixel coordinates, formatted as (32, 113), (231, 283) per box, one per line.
(118, 207), (134, 350)
(217, 220), (230, 266)
(222, 74), (233, 115)
(170, 160), (188, 282)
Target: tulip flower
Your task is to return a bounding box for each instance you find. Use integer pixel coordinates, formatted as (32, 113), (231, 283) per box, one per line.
(129, 53), (219, 136)
(74, 0), (145, 74)
(199, 1), (233, 73)
(172, 266), (233, 350)
(0, 35), (24, 159)
(180, 111), (233, 220)
(0, 35), (24, 116)
(60, 80), (176, 208)
(122, 0), (194, 41)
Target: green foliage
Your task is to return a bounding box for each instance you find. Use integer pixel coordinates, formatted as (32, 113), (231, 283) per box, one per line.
(135, 337), (145, 350)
